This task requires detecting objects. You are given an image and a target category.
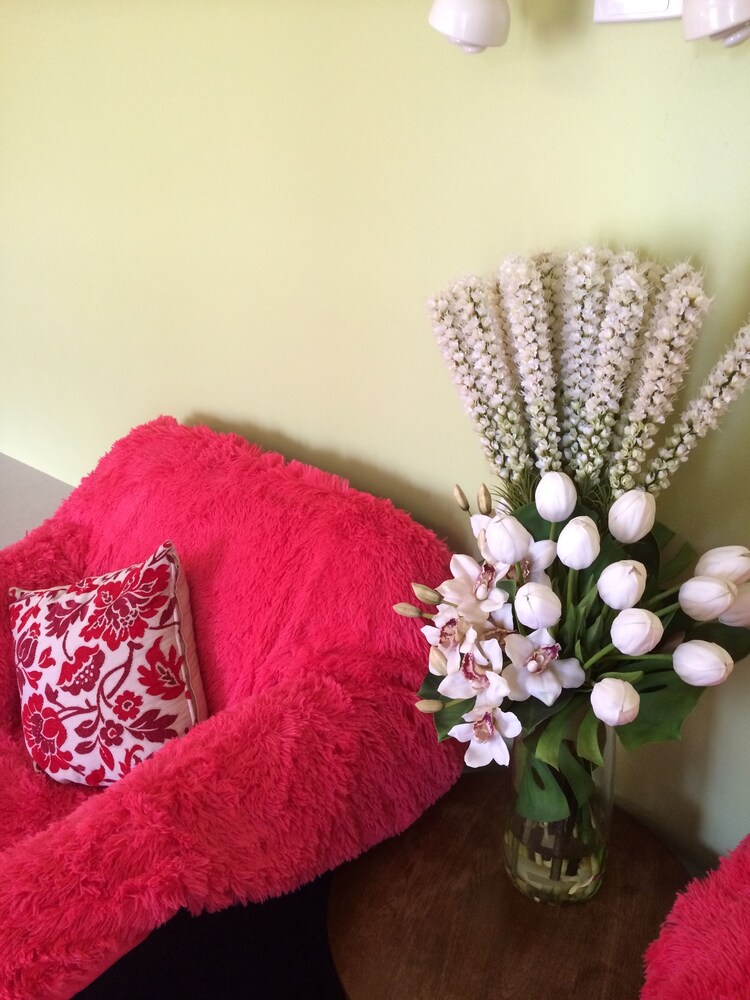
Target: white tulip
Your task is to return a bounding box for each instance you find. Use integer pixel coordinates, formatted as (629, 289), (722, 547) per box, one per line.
(590, 678), (640, 726)
(514, 582), (562, 630)
(596, 560), (648, 610)
(679, 576), (737, 622)
(483, 515), (532, 565)
(720, 582), (750, 627)
(672, 640), (734, 687)
(610, 608), (664, 655)
(694, 546), (750, 585)
(557, 516), (601, 570)
(534, 472), (577, 523)
(608, 490), (656, 544)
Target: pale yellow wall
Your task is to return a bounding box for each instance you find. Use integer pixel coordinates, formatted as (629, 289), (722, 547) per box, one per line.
(1, 0), (748, 863)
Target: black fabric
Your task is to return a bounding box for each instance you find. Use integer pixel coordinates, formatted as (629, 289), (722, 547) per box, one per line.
(75, 875), (345, 1000)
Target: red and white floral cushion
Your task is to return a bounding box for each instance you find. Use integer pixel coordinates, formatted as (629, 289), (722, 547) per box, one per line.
(9, 542), (207, 787)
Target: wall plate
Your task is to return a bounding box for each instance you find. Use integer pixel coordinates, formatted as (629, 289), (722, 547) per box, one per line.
(594, 0), (683, 21)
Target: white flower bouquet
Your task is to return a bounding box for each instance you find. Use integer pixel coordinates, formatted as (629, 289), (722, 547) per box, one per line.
(397, 475), (750, 809)
(395, 248), (750, 900)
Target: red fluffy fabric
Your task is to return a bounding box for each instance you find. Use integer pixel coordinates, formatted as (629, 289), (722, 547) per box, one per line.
(0, 418), (462, 999)
(642, 835), (750, 999)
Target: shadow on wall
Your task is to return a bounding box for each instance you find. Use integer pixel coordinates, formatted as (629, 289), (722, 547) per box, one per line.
(516, 0), (592, 42)
(186, 411), (473, 554)
(615, 695), (720, 875)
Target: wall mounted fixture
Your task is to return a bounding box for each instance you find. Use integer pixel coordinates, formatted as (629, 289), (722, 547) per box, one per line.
(428, 0), (511, 53)
(594, 0), (683, 22)
(682, 0), (750, 45)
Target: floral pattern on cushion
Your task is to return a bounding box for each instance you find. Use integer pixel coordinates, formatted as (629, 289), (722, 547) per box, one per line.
(9, 542), (207, 787)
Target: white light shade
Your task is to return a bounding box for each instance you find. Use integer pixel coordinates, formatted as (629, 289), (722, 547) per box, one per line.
(429, 0), (511, 54)
(683, 0), (750, 45)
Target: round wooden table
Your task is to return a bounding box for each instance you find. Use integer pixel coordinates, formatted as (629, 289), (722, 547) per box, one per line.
(328, 768), (687, 1000)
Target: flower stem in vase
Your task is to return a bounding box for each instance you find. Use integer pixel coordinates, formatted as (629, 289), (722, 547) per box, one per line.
(503, 731), (614, 904)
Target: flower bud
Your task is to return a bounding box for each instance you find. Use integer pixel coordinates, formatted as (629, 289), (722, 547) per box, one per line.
(610, 608), (664, 655)
(393, 602), (425, 618)
(608, 490), (656, 544)
(453, 484), (470, 512)
(694, 545), (750, 585)
(596, 560), (648, 610)
(590, 678), (640, 726)
(720, 582), (750, 627)
(477, 483), (493, 515)
(484, 515), (532, 565)
(514, 582), (562, 629)
(411, 583), (442, 605)
(415, 699), (444, 714)
(678, 576), (738, 622)
(534, 471), (577, 523)
(557, 516), (601, 570)
(428, 646), (449, 675)
(672, 640), (733, 687)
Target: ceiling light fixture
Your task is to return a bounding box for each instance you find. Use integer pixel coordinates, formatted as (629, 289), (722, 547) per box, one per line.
(683, 0), (750, 46)
(428, 0), (511, 54)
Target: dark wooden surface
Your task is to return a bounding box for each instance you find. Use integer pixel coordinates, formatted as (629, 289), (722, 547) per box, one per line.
(328, 768), (688, 1000)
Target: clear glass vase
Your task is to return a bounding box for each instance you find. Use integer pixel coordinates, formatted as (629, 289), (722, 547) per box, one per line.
(503, 728), (615, 904)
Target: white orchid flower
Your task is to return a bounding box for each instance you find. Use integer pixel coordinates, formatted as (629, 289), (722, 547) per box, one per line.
(448, 705), (522, 768)
(421, 605), (476, 674)
(438, 649), (510, 710)
(470, 513), (493, 540)
(513, 539), (557, 587)
(472, 636), (504, 671)
(486, 603), (516, 652)
(436, 554), (509, 625)
(503, 628), (585, 706)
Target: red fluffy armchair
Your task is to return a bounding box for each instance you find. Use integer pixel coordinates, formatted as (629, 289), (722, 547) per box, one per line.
(642, 833), (750, 999)
(0, 417), (461, 1000)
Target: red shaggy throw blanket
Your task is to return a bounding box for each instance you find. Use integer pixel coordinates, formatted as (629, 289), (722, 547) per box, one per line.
(642, 834), (750, 999)
(0, 418), (461, 999)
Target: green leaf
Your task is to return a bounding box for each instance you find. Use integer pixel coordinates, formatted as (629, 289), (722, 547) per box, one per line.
(686, 621), (750, 662)
(617, 668), (704, 750)
(656, 527), (698, 586)
(576, 710), (605, 766)
(433, 698), (475, 741)
(558, 602), (581, 654)
(651, 521), (676, 550)
(579, 533), (628, 587)
(627, 531), (662, 598)
(557, 741), (596, 811)
(513, 502), (553, 541)
(576, 582), (600, 619)
(598, 670), (644, 683)
(495, 579), (517, 600)
(418, 673), (442, 699)
(417, 673), (474, 743)
(514, 753), (571, 822)
(585, 611), (606, 653)
(511, 690), (574, 736)
(535, 698), (584, 770)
